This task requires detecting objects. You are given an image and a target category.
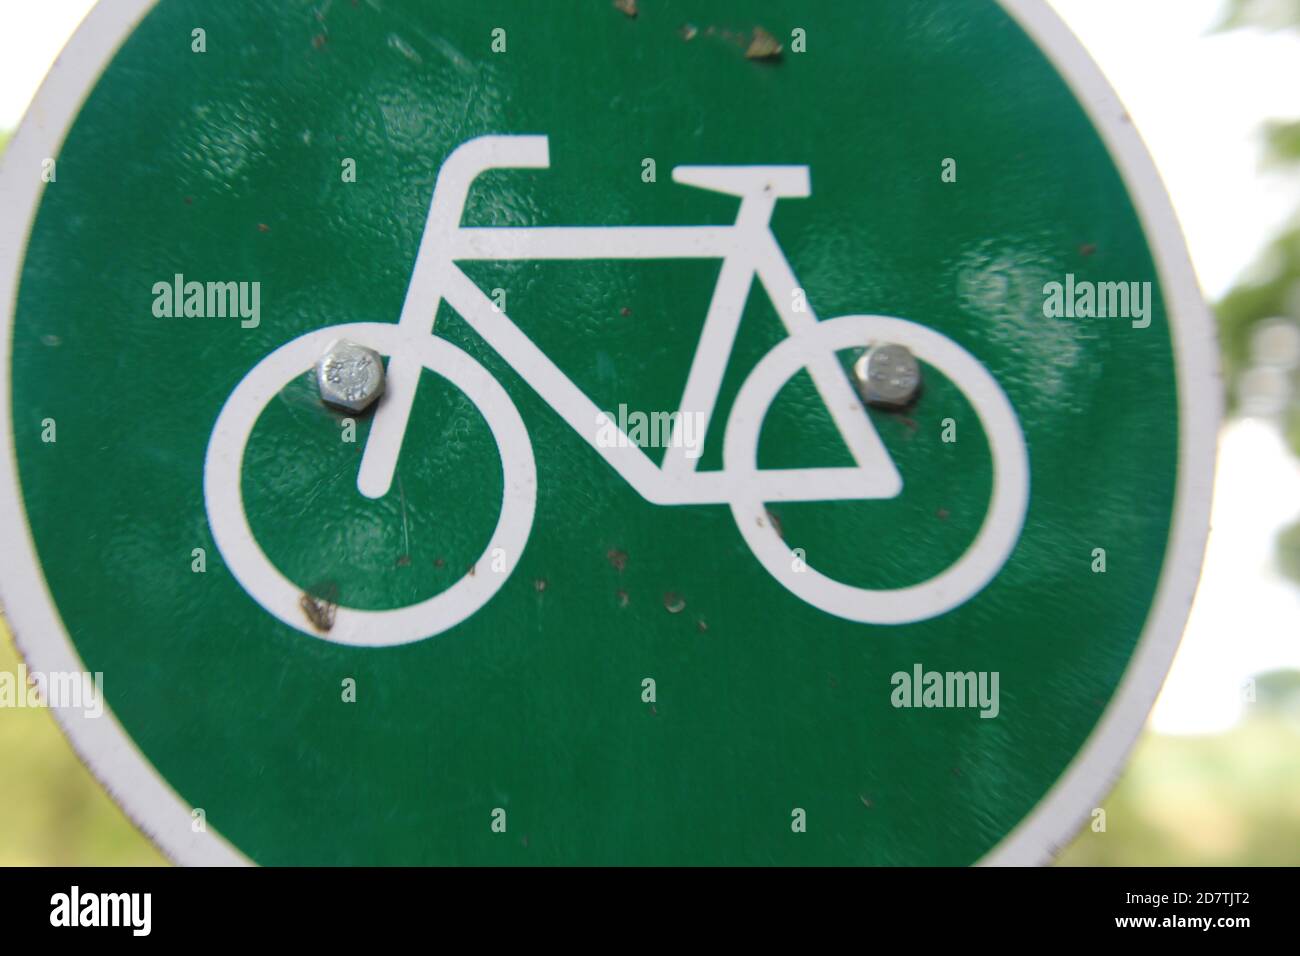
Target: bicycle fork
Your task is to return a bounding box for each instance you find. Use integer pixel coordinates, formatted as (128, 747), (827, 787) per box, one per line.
(356, 137), (552, 500)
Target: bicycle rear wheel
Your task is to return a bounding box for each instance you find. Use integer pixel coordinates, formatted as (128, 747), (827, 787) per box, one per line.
(723, 314), (1029, 625)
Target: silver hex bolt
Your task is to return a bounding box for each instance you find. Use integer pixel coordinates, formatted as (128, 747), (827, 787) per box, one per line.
(316, 340), (386, 413)
(853, 343), (922, 410)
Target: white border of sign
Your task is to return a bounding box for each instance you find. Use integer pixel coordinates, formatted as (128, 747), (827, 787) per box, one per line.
(0, 0), (1219, 867)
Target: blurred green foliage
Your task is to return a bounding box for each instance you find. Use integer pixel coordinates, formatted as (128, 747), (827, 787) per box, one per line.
(1058, 674), (1300, 865)
(1214, 0), (1300, 589)
(1216, 4), (1300, 424)
(1219, 0), (1300, 30)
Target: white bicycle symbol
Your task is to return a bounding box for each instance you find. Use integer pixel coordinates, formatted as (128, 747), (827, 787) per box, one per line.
(204, 135), (1030, 647)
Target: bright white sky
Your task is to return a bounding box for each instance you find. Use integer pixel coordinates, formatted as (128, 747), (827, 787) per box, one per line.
(2, 1), (1299, 734)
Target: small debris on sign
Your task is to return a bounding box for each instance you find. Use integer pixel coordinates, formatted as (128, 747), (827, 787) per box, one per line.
(534, 578), (548, 593)
(620, 306), (632, 317)
(613, 0), (638, 18)
(696, 618), (708, 633)
(766, 509), (784, 539)
(859, 793), (874, 808)
(680, 23), (698, 41)
(663, 592), (686, 614)
(937, 508), (950, 521)
(1079, 243), (1097, 257)
(616, 588), (630, 608)
(312, 33), (328, 50)
(257, 223), (271, 233)
(434, 556), (445, 569)
(606, 548), (628, 572)
(300, 591), (337, 631)
(395, 554), (411, 567)
(466, 563), (477, 577)
(745, 26), (783, 61)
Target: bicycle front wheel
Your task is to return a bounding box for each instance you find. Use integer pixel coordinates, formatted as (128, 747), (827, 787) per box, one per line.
(204, 322), (536, 646)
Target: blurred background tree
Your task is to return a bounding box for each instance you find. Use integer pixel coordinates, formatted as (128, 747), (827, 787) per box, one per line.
(1215, 0), (1300, 582)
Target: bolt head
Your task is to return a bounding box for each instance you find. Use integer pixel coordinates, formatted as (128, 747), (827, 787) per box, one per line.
(316, 340), (385, 412)
(853, 343), (921, 409)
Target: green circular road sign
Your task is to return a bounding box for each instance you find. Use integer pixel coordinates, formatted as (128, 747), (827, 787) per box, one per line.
(0, 0), (1218, 865)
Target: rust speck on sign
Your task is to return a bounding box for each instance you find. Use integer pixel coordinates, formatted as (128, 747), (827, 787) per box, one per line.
(746, 26), (783, 61)
(613, 0), (638, 18)
(300, 591), (337, 632)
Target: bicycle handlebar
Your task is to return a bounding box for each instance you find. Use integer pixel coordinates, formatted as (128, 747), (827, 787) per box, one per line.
(428, 135), (552, 229)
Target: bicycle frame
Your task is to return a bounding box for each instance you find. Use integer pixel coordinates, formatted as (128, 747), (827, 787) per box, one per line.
(357, 135), (902, 506)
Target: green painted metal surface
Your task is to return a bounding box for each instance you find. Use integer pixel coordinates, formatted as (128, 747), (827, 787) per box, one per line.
(9, 0), (1183, 864)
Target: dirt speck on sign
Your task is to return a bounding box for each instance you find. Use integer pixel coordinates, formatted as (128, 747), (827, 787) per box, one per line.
(300, 589), (337, 632)
(613, 0), (638, 18)
(745, 26), (783, 61)
(606, 548), (628, 572)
